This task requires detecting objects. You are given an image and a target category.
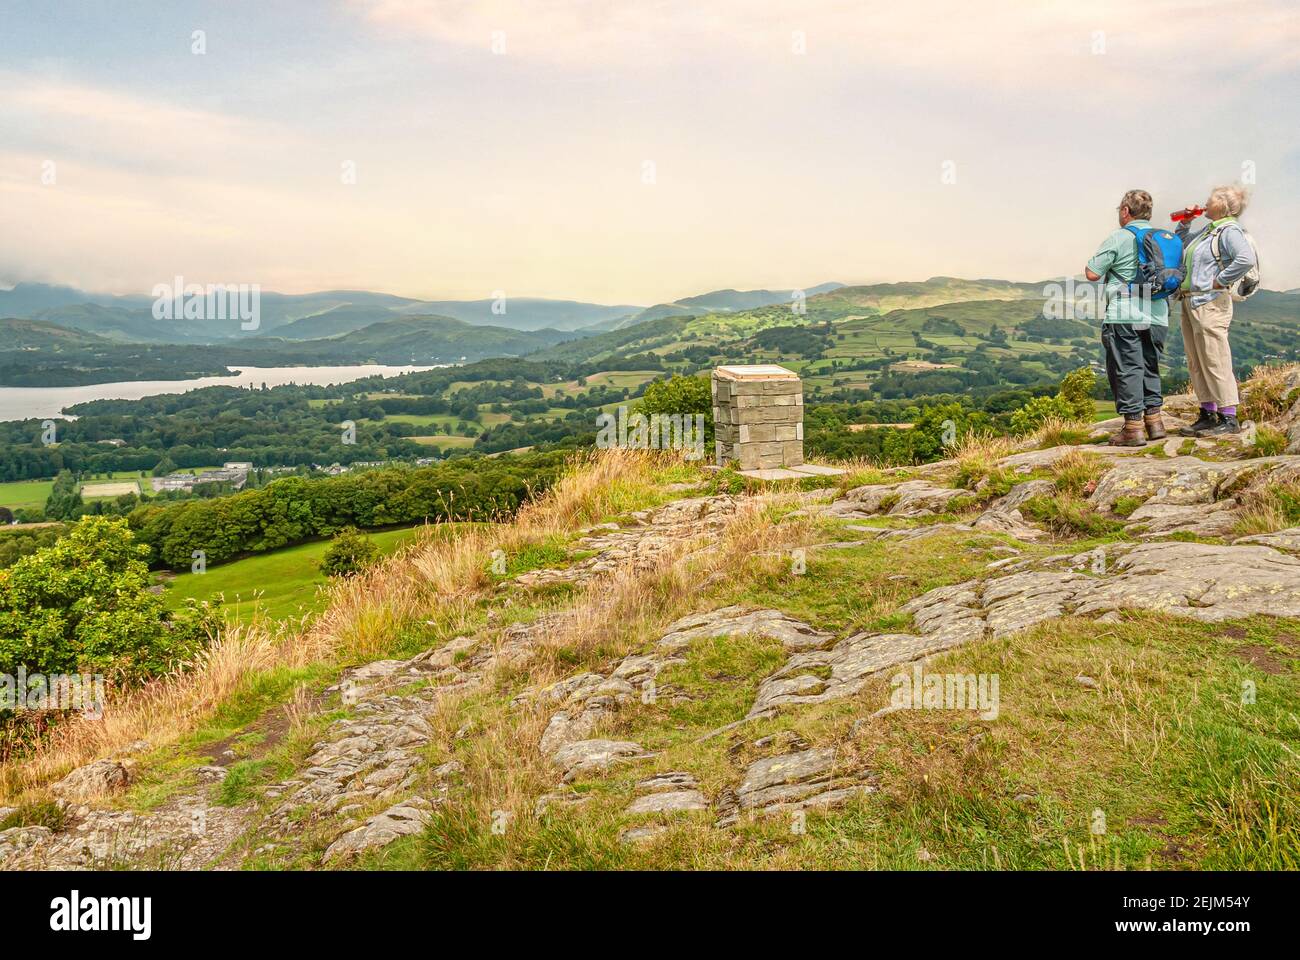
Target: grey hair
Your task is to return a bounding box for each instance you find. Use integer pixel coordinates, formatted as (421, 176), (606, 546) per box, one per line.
(1210, 185), (1249, 216)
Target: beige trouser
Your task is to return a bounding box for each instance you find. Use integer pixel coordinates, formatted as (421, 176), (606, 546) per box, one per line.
(1180, 291), (1239, 408)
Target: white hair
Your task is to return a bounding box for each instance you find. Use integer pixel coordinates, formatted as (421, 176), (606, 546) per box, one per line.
(1209, 185), (1249, 216)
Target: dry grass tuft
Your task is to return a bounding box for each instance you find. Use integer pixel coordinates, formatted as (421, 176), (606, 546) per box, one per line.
(951, 432), (1017, 490)
(1031, 415), (1093, 450)
(1050, 449), (1106, 497)
(1241, 363), (1300, 423)
(1234, 477), (1300, 537)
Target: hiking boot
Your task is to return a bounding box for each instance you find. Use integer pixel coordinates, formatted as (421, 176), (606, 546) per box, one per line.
(1109, 418), (1147, 447)
(1143, 409), (1167, 440)
(1197, 413), (1241, 437)
(1180, 409), (1218, 436)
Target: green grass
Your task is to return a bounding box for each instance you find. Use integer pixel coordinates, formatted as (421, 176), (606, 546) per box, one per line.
(369, 522), (1300, 871)
(0, 479), (54, 511)
(161, 526), (426, 624)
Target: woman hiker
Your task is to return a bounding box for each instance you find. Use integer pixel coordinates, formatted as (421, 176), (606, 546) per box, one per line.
(1174, 186), (1258, 436)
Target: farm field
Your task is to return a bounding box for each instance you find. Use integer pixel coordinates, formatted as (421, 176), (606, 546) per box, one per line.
(0, 479), (54, 511)
(161, 525), (429, 625)
(410, 434), (476, 448)
(80, 480), (141, 498)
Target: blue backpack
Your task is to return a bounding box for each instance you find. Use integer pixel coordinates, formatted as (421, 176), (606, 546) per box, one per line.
(1119, 224), (1184, 300)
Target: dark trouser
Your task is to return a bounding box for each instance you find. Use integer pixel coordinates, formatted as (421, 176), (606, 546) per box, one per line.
(1102, 322), (1166, 419)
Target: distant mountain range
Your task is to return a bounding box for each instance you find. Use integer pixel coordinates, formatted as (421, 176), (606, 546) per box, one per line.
(0, 281), (844, 344)
(589, 282), (847, 330)
(4, 275), (1299, 388)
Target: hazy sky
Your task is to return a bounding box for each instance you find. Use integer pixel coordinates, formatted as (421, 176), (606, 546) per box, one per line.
(2, 0), (1297, 304)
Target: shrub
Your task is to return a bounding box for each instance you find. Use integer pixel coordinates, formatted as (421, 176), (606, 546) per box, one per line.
(1010, 395), (1074, 436)
(0, 516), (217, 686)
(1010, 367), (1097, 435)
(1240, 364), (1300, 423)
(1235, 480), (1300, 536)
(637, 375), (714, 443)
(319, 526), (382, 577)
(1112, 496), (1144, 518)
(951, 433), (1016, 490)
(1058, 366), (1098, 421)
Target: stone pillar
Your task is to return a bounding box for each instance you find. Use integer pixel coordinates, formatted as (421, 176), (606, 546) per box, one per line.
(711, 364), (804, 470)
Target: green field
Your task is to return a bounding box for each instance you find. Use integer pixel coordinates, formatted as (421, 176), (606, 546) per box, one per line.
(0, 479), (54, 511)
(161, 525), (428, 624)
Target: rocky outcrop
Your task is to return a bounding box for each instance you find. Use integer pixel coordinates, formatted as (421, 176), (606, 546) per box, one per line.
(625, 771), (708, 815)
(715, 746), (873, 827)
(827, 480), (973, 520)
(749, 629), (973, 718)
(1090, 454), (1300, 511)
(50, 759), (136, 803)
(551, 739), (653, 783)
(656, 606), (834, 653)
(531, 606), (837, 761)
(1125, 501), (1239, 538)
(322, 797), (434, 863)
(514, 495), (742, 588)
(903, 540), (1300, 638)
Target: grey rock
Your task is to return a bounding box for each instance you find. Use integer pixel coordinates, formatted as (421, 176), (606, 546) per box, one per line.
(716, 746), (871, 827)
(990, 479), (1056, 512)
(829, 480), (972, 519)
(534, 791), (591, 817)
(1125, 501), (1239, 538)
(1234, 527), (1300, 552)
(657, 606), (834, 653)
(750, 631), (967, 717)
(625, 790), (708, 814)
(322, 798), (433, 862)
(551, 739), (653, 783)
(50, 759), (135, 802)
(635, 771), (699, 793)
(619, 824), (669, 844)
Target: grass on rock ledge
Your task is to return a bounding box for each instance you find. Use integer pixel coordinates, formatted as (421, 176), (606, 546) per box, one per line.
(345, 527), (1299, 871)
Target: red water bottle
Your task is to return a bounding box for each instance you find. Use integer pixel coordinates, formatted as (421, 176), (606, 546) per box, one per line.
(1170, 206), (1205, 223)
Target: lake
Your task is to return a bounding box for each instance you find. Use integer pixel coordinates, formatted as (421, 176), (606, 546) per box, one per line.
(0, 365), (439, 422)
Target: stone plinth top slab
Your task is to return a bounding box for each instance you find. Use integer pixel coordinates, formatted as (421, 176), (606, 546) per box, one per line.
(713, 364), (799, 381)
(704, 463), (845, 481)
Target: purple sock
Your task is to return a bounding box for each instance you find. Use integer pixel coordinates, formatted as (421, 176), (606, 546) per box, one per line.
(1220, 406), (1236, 418)
(1201, 402), (1217, 413)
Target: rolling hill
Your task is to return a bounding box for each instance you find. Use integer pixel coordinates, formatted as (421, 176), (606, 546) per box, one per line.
(0, 316), (112, 350)
(263, 315), (579, 364)
(590, 281), (845, 331)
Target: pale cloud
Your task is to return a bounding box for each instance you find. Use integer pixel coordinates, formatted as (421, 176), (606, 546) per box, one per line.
(349, 0), (1299, 89)
(1, 2), (1296, 300)
(0, 73), (304, 176)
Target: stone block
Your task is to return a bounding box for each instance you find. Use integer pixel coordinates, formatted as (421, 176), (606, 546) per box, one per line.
(712, 364), (804, 469)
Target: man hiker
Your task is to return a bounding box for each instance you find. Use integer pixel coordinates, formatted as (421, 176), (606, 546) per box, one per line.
(1085, 189), (1170, 446)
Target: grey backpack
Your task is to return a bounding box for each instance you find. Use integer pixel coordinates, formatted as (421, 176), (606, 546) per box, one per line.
(1209, 222), (1261, 301)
